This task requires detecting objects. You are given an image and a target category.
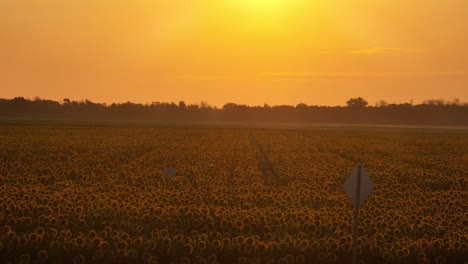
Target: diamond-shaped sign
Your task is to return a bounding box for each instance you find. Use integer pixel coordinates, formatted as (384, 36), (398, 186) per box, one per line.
(344, 164), (373, 209)
(164, 166), (176, 178)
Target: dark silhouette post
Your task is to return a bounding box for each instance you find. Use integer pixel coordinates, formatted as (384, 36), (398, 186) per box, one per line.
(353, 162), (362, 264)
(344, 162), (373, 264)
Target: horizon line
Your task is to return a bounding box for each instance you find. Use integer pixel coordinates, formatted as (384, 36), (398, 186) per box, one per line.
(2, 96), (466, 108)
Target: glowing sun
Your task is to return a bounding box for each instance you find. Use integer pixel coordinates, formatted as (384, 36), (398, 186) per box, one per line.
(238, 0), (293, 25)
(244, 0), (288, 9)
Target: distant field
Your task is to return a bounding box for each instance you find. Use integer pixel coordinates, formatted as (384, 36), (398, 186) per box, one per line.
(0, 124), (467, 264)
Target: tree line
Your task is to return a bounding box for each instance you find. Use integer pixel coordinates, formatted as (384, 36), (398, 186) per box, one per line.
(0, 97), (467, 126)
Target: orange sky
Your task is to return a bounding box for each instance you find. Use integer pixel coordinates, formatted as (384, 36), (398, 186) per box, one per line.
(1, 0), (468, 106)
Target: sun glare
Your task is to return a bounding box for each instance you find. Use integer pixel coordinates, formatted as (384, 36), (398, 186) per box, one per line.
(236, 0), (294, 27)
(240, 0), (292, 17)
(244, 0), (288, 10)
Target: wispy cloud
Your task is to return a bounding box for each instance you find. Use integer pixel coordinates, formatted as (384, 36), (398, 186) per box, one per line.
(263, 71), (468, 78)
(350, 46), (425, 54)
(260, 71), (388, 78)
(178, 71), (468, 80)
(178, 74), (249, 81)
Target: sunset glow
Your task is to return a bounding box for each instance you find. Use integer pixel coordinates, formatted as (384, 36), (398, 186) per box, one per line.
(242, 0), (289, 10)
(1, 0), (467, 106)
(1, 3), (467, 263)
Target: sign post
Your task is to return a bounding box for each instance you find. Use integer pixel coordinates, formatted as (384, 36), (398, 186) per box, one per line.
(344, 163), (374, 264)
(164, 166), (176, 179)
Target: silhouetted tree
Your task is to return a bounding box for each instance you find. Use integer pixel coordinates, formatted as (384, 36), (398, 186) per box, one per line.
(375, 100), (388, 107)
(347, 97), (368, 108)
(199, 101), (210, 109)
(179, 101), (186, 109)
(423, 99), (445, 106)
(0, 97), (466, 126)
(223, 103), (239, 111)
(296, 103), (308, 109)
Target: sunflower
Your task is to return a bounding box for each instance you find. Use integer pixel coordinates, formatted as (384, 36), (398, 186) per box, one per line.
(72, 254), (86, 264)
(19, 254), (31, 264)
(91, 251), (104, 263)
(86, 230), (97, 240)
(98, 241), (110, 252)
(382, 251), (394, 262)
(91, 237), (102, 248)
(184, 243), (194, 255)
(117, 240), (128, 250)
(132, 237), (143, 248)
(276, 258), (287, 264)
(211, 239), (222, 251)
(73, 237), (85, 248)
(180, 256), (190, 264)
(222, 237), (231, 248)
(36, 250), (49, 263)
(117, 249), (128, 257)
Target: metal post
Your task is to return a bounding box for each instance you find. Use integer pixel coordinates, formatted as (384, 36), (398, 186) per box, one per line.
(353, 163), (362, 264)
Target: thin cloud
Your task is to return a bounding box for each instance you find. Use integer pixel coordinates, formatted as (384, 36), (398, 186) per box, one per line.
(260, 71), (389, 78)
(178, 74), (249, 81)
(261, 71), (468, 78)
(351, 47), (425, 54)
(178, 71), (468, 80)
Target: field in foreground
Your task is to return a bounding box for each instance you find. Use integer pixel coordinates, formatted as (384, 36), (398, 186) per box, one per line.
(0, 124), (467, 264)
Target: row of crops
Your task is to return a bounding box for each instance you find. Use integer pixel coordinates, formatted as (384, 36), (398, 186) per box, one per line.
(0, 125), (467, 263)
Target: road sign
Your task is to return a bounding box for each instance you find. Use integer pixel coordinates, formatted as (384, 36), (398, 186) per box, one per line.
(343, 163), (374, 264)
(164, 166), (176, 179)
(344, 163), (374, 209)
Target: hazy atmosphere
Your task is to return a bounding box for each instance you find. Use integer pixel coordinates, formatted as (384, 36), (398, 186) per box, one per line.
(1, 2), (468, 264)
(2, 0), (468, 106)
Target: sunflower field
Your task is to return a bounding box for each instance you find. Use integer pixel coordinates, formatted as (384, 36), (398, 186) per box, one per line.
(0, 125), (466, 264)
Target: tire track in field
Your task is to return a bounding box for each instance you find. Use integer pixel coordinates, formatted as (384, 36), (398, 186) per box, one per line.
(248, 132), (290, 187)
(301, 132), (358, 164)
(228, 138), (240, 189)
